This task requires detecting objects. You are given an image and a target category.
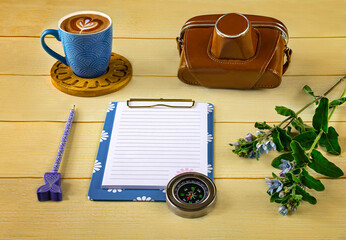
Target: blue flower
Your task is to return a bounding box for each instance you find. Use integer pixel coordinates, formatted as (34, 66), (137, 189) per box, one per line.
(279, 159), (294, 177)
(233, 141), (240, 148)
(245, 133), (254, 142)
(256, 130), (264, 136)
(247, 150), (256, 158)
(256, 143), (265, 155)
(268, 141), (276, 151)
(278, 205), (288, 216)
(256, 141), (276, 155)
(265, 178), (283, 195)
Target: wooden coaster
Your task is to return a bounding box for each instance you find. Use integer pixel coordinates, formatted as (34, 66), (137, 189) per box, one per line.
(50, 53), (132, 97)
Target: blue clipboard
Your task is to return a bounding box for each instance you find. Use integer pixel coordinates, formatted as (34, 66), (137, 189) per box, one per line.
(88, 101), (214, 202)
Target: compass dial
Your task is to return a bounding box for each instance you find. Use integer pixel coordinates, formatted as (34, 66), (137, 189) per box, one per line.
(174, 178), (208, 204)
(166, 172), (217, 218)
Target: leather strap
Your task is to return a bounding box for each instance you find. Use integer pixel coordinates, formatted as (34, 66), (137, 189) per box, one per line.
(283, 47), (292, 74)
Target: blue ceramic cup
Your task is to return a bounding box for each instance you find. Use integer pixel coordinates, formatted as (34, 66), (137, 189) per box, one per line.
(41, 11), (112, 78)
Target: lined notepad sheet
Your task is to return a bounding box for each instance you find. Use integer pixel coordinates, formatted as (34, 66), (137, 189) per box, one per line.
(101, 102), (208, 189)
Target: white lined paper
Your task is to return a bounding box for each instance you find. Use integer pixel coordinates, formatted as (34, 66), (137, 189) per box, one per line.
(101, 102), (208, 189)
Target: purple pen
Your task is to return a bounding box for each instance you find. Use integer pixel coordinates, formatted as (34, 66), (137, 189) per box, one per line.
(37, 105), (75, 201)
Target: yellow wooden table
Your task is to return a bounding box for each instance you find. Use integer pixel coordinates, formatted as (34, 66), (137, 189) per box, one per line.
(0, 1), (345, 239)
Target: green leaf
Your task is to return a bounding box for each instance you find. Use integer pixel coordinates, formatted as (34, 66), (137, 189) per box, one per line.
(301, 169), (325, 191)
(303, 85), (314, 96)
(275, 106), (297, 118)
(277, 127), (292, 151)
(231, 139), (255, 158)
(275, 195), (290, 204)
(269, 191), (289, 204)
(330, 97), (346, 107)
(303, 85), (318, 105)
(292, 117), (315, 133)
(309, 150), (344, 178)
(272, 129), (284, 152)
(270, 192), (280, 202)
(292, 194), (303, 201)
(293, 131), (317, 150)
(295, 185), (317, 204)
(290, 140), (310, 168)
(287, 126), (292, 135)
(319, 126), (341, 155)
(271, 127), (292, 152)
(286, 172), (294, 182)
(255, 121), (272, 130)
(272, 172), (279, 179)
(286, 172), (300, 183)
(292, 173), (301, 183)
(312, 97), (329, 133)
(292, 168), (302, 175)
(232, 147), (252, 158)
(272, 153), (294, 169)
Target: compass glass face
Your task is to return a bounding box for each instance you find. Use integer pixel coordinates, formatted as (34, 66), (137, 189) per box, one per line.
(174, 178), (209, 204)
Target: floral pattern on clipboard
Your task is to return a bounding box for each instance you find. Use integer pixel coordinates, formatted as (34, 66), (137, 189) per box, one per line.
(100, 130), (109, 142)
(176, 168), (194, 175)
(207, 133), (213, 142)
(93, 160), (102, 173)
(107, 189), (123, 193)
(107, 103), (116, 112)
(207, 164), (213, 174)
(207, 103), (214, 114)
(133, 196), (154, 201)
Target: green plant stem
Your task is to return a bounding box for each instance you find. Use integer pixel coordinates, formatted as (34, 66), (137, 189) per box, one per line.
(306, 84), (346, 155)
(282, 117), (294, 129)
(328, 85), (346, 120)
(277, 76), (345, 129)
(259, 77), (345, 141)
(307, 131), (323, 155)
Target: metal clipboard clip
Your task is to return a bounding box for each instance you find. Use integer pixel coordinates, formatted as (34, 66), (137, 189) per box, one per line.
(127, 98), (196, 108)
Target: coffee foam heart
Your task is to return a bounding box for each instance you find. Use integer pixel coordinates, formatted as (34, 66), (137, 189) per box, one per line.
(60, 13), (110, 34)
(76, 18), (99, 31)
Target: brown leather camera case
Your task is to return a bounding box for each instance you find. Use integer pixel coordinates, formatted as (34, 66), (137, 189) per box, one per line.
(177, 13), (292, 89)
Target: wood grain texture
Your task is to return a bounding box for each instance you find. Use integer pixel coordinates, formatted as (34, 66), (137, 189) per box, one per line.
(0, 38), (345, 76)
(0, 0), (345, 38)
(1, 122), (345, 179)
(0, 1), (345, 239)
(0, 75), (344, 122)
(0, 178), (345, 240)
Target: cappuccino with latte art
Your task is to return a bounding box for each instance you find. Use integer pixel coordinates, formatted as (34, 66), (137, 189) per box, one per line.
(61, 14), (110, 34)
(41, 11), (113, 78)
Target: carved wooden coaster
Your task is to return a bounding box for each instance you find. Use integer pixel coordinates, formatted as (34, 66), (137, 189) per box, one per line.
(50, 53), (132, 97)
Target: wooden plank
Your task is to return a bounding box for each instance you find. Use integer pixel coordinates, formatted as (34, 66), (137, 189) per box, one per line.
(1, 122), (345, 179)
(0, 37), (345, 76)
(0, 178), (345, 239)
(0, 0), (345, 38)
(0, 38), (178, 77)
(0, 75), (345, 122)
